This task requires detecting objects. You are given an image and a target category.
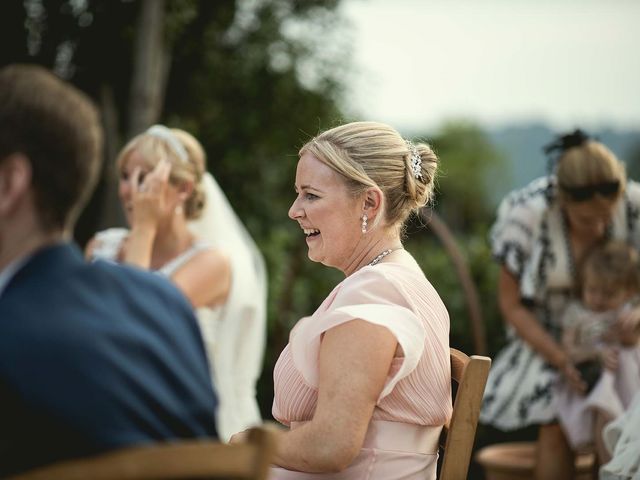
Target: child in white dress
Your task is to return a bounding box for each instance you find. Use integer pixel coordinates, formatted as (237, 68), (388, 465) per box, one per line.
(556, 240), (640, 466)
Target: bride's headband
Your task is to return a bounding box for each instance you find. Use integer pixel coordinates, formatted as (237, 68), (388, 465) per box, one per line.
(146, 124), (188, 163)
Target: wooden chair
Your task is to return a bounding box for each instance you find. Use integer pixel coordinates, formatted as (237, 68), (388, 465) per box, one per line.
(8, 426), (277, 480)
(439, 348), (492, 480)
(475, 441), (595, 480)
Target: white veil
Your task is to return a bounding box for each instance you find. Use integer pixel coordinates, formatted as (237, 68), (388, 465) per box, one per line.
(188, 172), (267, 441)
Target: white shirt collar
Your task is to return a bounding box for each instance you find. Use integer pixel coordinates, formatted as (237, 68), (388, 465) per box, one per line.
(0, 254), (32, 299)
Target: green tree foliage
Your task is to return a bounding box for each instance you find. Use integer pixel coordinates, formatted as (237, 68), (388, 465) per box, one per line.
(429, 120), (510, 231)
(404, 122), (510, 357)
(405, 231), (504, 356)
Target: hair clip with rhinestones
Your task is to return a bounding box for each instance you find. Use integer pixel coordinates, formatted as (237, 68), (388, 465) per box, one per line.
(406, 140), (422, 179)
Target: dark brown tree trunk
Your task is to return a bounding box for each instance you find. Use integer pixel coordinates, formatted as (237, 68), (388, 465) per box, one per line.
(99, 83), (125, 230)
(128, 0), (167, 137)
(77, 1), (170, 244)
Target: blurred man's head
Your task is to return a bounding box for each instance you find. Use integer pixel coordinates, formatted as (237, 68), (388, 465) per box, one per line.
(0, 64), (102, 255)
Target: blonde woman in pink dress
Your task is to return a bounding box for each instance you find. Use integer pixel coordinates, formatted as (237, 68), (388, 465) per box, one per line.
(231, 121), (452, 478)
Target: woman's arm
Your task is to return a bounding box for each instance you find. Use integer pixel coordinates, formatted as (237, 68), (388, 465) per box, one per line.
(122, 162), (170, 269)
(271, 319), (398, 472)
(500, 267), (565, 366)
(171, 249), (231, 308)
(499, 267), (585, 391)
(89, 233), (230, 308)
(122, 225), (156, 269)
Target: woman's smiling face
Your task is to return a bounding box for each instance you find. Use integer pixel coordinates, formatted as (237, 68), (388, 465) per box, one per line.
(288, 151), (363, 271)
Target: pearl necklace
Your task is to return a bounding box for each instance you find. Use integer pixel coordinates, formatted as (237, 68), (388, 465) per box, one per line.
(368, 248), (397, 266)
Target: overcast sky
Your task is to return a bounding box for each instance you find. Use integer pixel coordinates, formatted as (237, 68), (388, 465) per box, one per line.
(340, 0), (640, 133)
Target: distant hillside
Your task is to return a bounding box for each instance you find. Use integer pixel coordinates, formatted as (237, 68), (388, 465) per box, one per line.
(487, 123), (640, 205)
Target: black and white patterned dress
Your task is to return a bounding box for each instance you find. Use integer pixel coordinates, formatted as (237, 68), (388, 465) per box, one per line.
(480, 176), (640, 431)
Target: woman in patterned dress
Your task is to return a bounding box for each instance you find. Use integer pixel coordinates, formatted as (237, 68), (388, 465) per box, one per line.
(479, 130), (640, 479)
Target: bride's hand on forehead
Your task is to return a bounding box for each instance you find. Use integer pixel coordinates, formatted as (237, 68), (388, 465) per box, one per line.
(130, 159), (171, 228)
(134, 159), (171, 194)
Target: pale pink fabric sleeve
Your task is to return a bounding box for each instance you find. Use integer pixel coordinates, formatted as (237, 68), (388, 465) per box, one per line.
(290, 268), (426, 400)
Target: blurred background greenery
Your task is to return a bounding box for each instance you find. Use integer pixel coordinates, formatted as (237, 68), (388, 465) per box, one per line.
(3, 0), (639, 425)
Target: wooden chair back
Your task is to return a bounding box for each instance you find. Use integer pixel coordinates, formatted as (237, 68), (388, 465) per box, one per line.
(439, 348), (491, 480)
(9, 426), (276, 480)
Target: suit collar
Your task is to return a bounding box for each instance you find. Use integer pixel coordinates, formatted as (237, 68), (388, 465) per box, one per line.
(0, 255), (30, 299)
(1, 242), (82, 298)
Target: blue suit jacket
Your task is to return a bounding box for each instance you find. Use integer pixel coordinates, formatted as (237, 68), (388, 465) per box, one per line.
(0, 243), (218, 476)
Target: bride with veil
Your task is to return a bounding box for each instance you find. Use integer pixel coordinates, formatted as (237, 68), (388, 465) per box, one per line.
(189, 171), (267, 439)
(87, 125), (267, 440)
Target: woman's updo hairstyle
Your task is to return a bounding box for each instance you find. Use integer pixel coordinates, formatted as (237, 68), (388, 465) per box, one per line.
(544, 129), (627, 204)
(116, 126), (207, 219)
(299, 121), (438, 229)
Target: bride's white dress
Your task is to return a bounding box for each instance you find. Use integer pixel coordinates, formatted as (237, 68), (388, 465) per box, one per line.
(91, 173), (267, 441)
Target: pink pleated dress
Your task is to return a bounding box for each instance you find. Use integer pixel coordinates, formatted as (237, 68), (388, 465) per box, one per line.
(271, 262), (452, 479)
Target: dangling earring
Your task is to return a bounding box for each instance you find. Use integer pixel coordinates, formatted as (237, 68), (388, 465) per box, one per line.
(361, 213), (368, 234)
(175, 204), (184, 215)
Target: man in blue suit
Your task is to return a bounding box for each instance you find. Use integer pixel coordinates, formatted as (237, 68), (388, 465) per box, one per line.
(0, 64), (218, 476)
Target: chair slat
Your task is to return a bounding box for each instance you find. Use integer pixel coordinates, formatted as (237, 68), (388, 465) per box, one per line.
(440, 348), (491, 480)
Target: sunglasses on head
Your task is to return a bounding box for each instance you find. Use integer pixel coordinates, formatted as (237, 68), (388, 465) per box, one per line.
(560, 181), (620, 202)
